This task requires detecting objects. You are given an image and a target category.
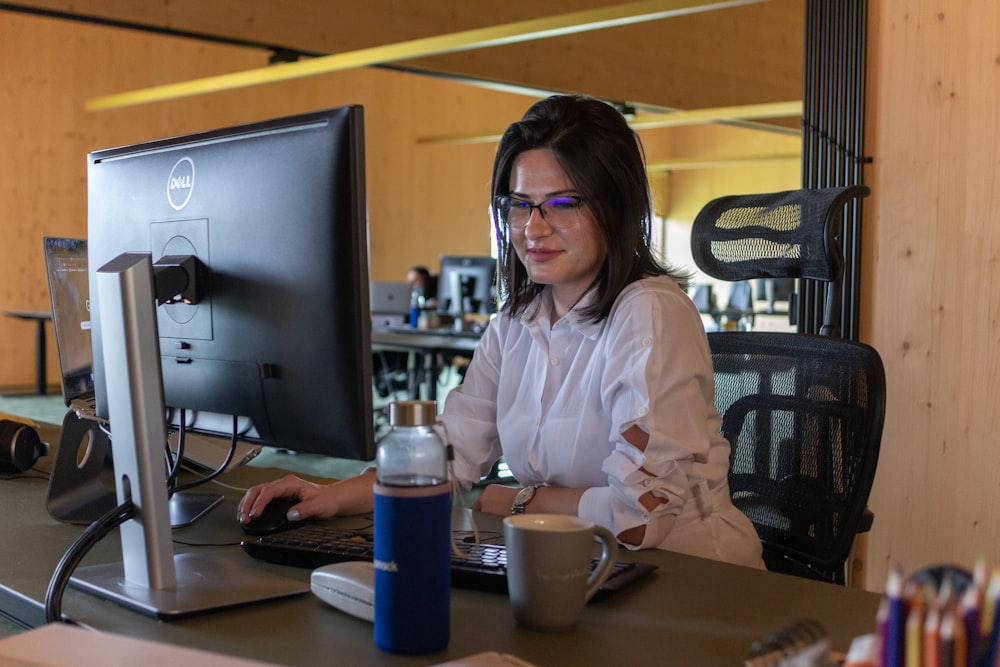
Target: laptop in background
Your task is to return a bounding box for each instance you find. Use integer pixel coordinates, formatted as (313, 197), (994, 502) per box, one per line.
(42, 237), (260, 472)
(43, 237), (96, 415)
(370, 280), (411, 330)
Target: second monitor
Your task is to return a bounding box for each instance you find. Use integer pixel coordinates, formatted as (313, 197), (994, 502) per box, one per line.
(437, 255), (497, 317)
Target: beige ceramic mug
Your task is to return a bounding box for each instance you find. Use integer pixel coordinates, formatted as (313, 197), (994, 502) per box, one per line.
(502, 513), (617, 630)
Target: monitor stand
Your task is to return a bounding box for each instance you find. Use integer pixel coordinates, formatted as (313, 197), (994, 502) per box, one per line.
(70, 552), (308, 620)
(70, 253), (307, 619)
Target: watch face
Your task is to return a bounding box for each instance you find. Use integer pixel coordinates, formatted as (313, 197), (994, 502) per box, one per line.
(515, 486), (535, 504)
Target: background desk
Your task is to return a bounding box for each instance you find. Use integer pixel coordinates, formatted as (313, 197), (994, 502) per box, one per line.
(2, 310), (52, 395)
(0, 422), (880, 666)
(371, 328), (481, 401)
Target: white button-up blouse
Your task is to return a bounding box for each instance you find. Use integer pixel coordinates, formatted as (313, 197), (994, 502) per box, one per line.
(441, 275), (764, 568)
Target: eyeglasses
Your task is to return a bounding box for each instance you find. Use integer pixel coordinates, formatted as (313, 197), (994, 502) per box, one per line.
(493, 195), (585, 229)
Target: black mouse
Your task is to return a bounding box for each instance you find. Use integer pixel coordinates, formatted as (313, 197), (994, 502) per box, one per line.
(241, 497), (302, 536)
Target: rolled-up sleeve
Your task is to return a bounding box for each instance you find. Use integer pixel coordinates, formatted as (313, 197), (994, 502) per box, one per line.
(578, 285), (719, 549)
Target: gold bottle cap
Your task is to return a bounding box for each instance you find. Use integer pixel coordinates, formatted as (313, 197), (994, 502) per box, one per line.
(388, 400), (437, 427)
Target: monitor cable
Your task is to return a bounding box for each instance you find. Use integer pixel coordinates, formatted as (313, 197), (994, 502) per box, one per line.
(162, 410), (238, 496)
(169, 415), (238, 495)
(164, 408), (190, 492)
(44, 496), (134, 624)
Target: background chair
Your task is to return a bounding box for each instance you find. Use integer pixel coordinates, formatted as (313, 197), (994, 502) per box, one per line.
(690, 186), (885, 585)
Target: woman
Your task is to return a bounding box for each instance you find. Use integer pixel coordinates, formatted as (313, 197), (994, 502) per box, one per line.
(238, 94), (763, 568)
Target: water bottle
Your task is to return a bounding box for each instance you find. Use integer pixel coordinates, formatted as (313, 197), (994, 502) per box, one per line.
(373, 400), (451, 654)
(409, 287), (424, 328)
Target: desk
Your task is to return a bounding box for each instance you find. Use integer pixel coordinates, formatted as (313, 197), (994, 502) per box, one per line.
(371, 328), (481, 401)
(0, 422), (880, 666)
(3, 310), (52, 395)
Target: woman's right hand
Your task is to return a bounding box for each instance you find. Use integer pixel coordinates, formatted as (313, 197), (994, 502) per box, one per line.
(236, 470), (376, 525)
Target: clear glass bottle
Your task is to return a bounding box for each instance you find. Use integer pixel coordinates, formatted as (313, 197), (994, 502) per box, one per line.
(373, 400), (450, 654)
(376, 400), (447, 485)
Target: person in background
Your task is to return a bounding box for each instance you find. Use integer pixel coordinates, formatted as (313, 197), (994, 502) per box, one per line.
(406, 265), (437, 311)
(238, 94), (764, 568)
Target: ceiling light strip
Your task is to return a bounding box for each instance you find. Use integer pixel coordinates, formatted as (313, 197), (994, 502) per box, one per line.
(646, 153), (801, 172)
(629, 101), (803, 130)
(86, 0), (765, 111)
(416, 100), (803, 145)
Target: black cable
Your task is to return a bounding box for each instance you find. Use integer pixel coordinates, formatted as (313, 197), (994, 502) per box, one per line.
(44, 498), (134, 624)
(165, 408), (190, 493)
(170, 415), (239, 495)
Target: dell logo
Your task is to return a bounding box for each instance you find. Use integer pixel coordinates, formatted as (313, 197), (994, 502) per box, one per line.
(167, 157), (195, 211)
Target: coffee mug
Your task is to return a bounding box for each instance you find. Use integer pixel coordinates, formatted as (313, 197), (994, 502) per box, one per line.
(502, 513), (617, 630)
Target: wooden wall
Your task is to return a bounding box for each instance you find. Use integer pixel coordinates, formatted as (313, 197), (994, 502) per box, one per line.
(0, 11), (528, 390)
(860, 1), (1000, 590)
(0, 10), (798, 392)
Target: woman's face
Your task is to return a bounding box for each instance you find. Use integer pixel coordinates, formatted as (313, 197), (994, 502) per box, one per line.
(508, 149), (607, 314)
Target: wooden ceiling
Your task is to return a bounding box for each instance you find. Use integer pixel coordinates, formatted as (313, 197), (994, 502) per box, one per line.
(0, 0), (803, 126)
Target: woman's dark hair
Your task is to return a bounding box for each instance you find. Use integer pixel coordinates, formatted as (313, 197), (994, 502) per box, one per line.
(491, 94), (686, 322)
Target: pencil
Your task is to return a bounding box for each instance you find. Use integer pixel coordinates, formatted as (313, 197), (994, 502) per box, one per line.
(907, 585), (926, 667)
(883, 566), (907, 667)
(958, 582), (980, 667)
(925, 593), (941, 667)
(939, 606), (955, 667)
(983, 571), (1000, 667)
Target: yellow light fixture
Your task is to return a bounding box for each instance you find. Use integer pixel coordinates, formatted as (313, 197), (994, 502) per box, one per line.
(416, 100), (803, 145)
(629, 100), (803, 130)
(86, 0), (766, 111)
(646, 152), (801, 172)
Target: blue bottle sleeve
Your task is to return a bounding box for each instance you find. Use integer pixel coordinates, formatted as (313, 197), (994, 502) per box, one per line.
(373, 482), (451, 654)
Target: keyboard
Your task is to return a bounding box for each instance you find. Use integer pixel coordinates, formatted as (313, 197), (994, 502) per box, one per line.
(240, 522), (657, 600)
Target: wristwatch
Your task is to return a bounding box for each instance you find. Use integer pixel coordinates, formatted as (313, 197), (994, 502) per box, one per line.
(510, 485), (539, 515)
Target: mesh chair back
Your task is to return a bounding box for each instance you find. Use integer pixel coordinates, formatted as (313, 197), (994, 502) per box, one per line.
(691, 186), (869, 337)
(710, 331), (885, 583)
(691, 186), (869, 283)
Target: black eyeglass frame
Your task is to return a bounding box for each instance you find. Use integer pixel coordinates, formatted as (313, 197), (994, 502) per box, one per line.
(492, 195), (586, 228)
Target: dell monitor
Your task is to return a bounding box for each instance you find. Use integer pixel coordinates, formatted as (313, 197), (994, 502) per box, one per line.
(87, 106), (374, 459)
(71, 105), (373, 617)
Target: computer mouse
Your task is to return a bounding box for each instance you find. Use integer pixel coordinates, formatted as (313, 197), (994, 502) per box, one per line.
(241, 497), (302, 536)
(311, 561), (375, 622)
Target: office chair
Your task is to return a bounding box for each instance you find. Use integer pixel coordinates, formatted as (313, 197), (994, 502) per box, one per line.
(690, 185), (885, 585)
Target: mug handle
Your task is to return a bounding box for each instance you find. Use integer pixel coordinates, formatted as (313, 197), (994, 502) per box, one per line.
(583, 525), (618, 603)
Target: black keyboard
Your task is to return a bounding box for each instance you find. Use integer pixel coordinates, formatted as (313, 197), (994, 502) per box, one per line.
(240, 522), (656, 599)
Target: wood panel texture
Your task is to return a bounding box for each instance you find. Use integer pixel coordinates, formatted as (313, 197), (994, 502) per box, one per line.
(0, 0), (803, 112)
(861, 1), (1000, 591)
(0, 6), (798, 393)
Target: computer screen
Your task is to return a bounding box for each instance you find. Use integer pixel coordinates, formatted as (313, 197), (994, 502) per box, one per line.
(437, 255), (497, 316)
(87, 106), (374, 460)
(43, 237), (95, 404)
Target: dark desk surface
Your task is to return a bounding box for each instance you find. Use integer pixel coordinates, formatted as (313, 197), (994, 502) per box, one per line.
(0, 422), (880, 666)
(371, 327), (482, 354)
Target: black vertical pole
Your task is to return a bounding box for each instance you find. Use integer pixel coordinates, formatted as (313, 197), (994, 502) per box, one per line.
(800, 0), (868, 340)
